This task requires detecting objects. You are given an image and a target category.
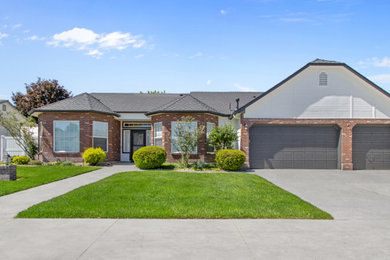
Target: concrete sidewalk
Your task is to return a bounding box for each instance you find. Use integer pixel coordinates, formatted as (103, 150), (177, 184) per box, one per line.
(0, 164), (138, 218)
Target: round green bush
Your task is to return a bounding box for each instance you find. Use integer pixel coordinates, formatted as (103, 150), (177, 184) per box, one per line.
(215, 149), (246, 171)
(12, 155), (30, 165)
(132, 146), (167, 169)
(82, 147), (106, 165)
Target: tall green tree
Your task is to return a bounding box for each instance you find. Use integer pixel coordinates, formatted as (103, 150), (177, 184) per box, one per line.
(139, 90), (166, 94)
(12, 78), (72, 116)
(170, 116), (205, 167)
(208, 124), (238, 151)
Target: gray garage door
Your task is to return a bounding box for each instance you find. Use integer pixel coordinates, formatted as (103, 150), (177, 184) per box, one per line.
(352, 125), (390, 170)
(249, 125), (340, 169)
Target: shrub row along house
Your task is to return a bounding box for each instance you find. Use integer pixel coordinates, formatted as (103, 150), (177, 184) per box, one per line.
(31, 59), (390, 170)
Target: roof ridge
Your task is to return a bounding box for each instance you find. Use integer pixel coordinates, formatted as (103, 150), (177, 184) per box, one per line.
(188, 94), (219, 112)
(151, 94), (188, 111)
(86, 93), (117, 114)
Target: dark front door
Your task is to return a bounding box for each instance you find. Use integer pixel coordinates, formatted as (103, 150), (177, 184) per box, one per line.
(130, 130), (146, 162)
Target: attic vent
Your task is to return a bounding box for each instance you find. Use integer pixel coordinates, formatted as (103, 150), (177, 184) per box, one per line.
(319, 72), (328, 86)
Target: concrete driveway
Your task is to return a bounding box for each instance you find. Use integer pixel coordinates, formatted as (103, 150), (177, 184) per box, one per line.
(0, 169), (389, 259)
(253, 169), (390, 220)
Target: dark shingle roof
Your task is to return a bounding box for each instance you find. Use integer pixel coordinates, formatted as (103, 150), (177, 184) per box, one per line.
(190, 92), (262, 115)
(310, 58), (342, 64)
(145, 94), (222, 115)
(33, 93), (118, 116)
(90, 93), (182, 113)
(33, 91), (263, 117)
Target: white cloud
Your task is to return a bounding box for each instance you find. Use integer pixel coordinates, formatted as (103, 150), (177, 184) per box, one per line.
(48, 27), (99, 48)
(220, 10), (227, 15)
(23, 29), (30, 34)
(189, 51), (203, 59)
(12, 24), (22, 29)
(134, 54), (144, 59)
(0, 32), (8, 39)
(86, 49), (103, 58)
(26, 35), (45, 41)
(359, 57), (390, 68)
(369, 74), (390, 84)
(27, 35), (38, 40)
(234, 83), (256, 92)
(99, 31), (143, 50)
(206, 80), (211, 86)
(0, 32), (8, 44)
(47, 27), (146, 58)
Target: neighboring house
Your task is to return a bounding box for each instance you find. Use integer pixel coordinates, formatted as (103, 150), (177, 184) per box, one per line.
(0, 100), (31, 161)
(32, 59), (390, 170)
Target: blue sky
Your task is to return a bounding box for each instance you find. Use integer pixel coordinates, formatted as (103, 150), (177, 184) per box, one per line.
(0, 0), (390, 100)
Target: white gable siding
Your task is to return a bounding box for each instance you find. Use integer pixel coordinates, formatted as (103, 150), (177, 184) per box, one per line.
(244, 66), (390, 119)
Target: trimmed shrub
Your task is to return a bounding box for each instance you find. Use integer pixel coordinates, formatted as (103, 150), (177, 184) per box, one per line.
(82, 147), (106, 166)
(12, 155), (30, 165)
(133, 146), (167, 169)
(29, 160), (43, 166)
(60, 160), (74, 166)
(46, 162), (58, 166)
(192, 161), (207, 170)
(215, 149), (246, 171)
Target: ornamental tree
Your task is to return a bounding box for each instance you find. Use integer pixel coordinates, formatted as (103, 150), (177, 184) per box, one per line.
(208, 124), (238, 151)
(170, 116), (205, 168)
(0, 112), (38, 159)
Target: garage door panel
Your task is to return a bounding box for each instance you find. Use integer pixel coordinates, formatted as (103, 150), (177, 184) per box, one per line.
(249, 125), (340, 169)
(352, 125), (390, 170)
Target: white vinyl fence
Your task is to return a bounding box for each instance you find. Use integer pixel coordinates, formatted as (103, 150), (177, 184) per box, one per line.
(1, 136), (26, 162)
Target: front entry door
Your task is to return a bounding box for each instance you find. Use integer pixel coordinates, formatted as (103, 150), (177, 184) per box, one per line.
(130, 130), (146, 162)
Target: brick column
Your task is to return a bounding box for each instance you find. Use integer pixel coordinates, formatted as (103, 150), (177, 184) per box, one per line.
(240, 118), (253, 168)
(339, 122), (355, 170)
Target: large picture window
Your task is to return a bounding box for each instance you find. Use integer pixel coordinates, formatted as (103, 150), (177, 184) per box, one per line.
(93, 121), (108, 152)
(206, 122), (215, 153)
(154, 122), (162, 147)
(171, 121), (197, 153)
(54, 121), (80, 152)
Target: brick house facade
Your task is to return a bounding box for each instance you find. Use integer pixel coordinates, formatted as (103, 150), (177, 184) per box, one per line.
(150, 113), (218, 163)
(32, 59), (390, 170)
(38, 112), (120, 162)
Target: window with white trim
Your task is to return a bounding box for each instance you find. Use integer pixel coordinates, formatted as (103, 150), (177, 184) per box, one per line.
(171, 121), (197, 153)
(54, 121), (79, 152)
(93, 121), (108, 152)
(206, 122), (215, 153)
(319, 72), (328, 86)
(154, 122), (162, 147)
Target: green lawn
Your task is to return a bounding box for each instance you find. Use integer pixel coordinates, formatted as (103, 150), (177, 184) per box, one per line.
(0, 166), (99, 196)
(17, 171), (332, 219)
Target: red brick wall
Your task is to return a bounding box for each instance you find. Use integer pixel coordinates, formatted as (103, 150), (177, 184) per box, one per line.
(240, 117), (390, 170)
(151, 113), (218, 163)
(38, 112), (120, 162)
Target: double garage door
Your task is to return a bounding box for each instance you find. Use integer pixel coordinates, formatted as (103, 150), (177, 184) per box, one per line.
(249, 125), (390, 169)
